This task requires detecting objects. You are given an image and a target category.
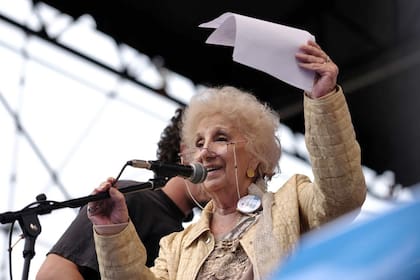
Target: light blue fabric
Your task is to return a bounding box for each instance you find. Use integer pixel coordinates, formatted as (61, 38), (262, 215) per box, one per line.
(270, 200), (420, 280)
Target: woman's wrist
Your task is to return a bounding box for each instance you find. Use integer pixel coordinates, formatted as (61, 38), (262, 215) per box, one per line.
(305, 85), (338, 99)
(94, 222), (129, 236)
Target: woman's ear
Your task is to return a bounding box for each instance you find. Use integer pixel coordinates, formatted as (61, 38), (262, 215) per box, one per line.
(249, 158), (259, 171)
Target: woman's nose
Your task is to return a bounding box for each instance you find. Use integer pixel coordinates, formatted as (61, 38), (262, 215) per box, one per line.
(196, 145), (216, 160)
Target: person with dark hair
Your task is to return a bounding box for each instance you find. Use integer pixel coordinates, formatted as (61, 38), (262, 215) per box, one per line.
(36, 108), (210, 280)
(157, 108), (184, 164)
(86, 40), (366, 279)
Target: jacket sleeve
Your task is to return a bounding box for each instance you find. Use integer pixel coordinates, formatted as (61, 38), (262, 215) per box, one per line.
(150, 232), (179, 279)
(94, 221), (157, 280)
(298, 86), (367, 229)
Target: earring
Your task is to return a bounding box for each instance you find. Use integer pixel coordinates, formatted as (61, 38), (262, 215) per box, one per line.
(246, 168), (255, 178)
(178, 153), (184, 164)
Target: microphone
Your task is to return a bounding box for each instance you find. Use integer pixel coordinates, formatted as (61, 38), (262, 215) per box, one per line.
(127, 160), (207, 184)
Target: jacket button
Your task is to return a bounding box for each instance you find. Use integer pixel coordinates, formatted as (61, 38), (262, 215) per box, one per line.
(205, 236), (211, 244)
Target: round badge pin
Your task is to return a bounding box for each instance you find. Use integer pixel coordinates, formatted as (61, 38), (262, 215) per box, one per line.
(237, 194), (262, 214)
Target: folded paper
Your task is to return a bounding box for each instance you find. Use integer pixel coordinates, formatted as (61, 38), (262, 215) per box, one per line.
(199, 12), (316, 92)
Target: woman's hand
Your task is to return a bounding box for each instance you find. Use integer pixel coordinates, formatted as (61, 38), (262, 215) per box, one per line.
(296, 40), (339, 98)
(87, 177), (129, 225)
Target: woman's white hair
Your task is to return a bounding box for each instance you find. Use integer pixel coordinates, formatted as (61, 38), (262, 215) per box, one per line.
(182, 86), (281, 182)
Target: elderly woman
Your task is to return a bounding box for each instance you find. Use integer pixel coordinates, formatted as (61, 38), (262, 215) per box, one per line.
(87, 41), (366, 279)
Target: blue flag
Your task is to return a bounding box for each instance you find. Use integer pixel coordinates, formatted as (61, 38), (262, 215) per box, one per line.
(270, 201), (420, 280)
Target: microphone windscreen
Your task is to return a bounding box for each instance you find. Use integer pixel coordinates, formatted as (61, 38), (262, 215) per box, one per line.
(189, 163), (207, 183)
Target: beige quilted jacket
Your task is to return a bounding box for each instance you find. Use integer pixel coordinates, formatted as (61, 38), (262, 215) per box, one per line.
(94, 87), (366, 280)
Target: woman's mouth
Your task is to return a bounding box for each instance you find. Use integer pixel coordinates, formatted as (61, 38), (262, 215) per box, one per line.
(206, 166), (221, 173)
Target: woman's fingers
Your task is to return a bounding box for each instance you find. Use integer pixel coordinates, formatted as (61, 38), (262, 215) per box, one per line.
(87, 179), (114, 220)
(296, 40), (338, 98)
(87, 178), (129, 225)
(296, 41), (331, 65)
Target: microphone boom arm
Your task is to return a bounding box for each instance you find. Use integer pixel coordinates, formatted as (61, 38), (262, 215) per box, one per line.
(0, 178), (165, 280)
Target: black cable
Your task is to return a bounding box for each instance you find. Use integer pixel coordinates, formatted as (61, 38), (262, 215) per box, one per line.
(113, 162), (129, 185)
(8, 221), (15, 280)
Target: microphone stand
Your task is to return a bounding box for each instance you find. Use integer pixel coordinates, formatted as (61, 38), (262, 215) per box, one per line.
(0, 178), (166, 280)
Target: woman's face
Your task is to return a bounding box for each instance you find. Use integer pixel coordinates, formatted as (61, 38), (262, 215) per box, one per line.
(189, 115), (254, 196)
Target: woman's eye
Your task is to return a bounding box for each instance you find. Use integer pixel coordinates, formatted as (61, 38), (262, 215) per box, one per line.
(216, 137), (228, 142)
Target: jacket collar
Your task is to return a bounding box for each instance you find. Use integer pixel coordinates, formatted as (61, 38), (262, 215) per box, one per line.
(183, 201), (214, 248)
(183, 183), (267, 248)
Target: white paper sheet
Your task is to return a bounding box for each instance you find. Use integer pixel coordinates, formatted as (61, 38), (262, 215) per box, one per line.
(199, 12), (316, 92)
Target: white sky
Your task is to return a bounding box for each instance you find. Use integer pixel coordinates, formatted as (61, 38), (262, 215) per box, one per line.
(0, 1), (418, 279)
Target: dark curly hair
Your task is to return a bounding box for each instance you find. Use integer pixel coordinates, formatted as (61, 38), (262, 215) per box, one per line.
(156, 107), (184, 164)
(156, 107), (194, 222)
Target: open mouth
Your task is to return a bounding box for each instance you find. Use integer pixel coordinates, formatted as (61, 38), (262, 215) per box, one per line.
(206, 166), (222, 172)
